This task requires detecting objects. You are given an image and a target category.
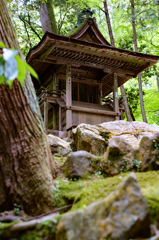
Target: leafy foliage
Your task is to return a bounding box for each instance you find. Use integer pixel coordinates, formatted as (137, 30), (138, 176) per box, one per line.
(0, 41), (38, 87)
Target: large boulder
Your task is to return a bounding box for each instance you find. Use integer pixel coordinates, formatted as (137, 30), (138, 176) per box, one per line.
(57, 173), (150, 240)
(101, 136), (139, 176)
(63, 151), (100, 179)
(48, 134), (72, 156)
(139, 133), (159, 171)
(72, 120), (159, 156)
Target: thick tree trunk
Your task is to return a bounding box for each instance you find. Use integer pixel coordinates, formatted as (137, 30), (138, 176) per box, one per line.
(130, 0), (147, 123)
(0, 0), (57, 216)
(103, 0), (131, 121)
(40, 0), (58, 34)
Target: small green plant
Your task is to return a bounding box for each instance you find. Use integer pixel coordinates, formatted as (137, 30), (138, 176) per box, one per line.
(131, 159), (142, 170)
(153, 139), (159, 159)
(95, 171), (102, 176)
(13, 203), (21, 216)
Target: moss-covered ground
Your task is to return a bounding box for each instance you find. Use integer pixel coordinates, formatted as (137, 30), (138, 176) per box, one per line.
(56, 171), (159, 225)
(0, 170), (158, 239)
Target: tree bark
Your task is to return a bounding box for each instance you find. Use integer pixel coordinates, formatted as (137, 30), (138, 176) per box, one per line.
(0, 0), (57, 216)
(103, 0), (132, 121)
(40, 0), (58, 34)
(130, 0), (147, 123)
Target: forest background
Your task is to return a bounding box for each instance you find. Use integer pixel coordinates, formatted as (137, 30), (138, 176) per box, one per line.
(7, 0), (159, 125)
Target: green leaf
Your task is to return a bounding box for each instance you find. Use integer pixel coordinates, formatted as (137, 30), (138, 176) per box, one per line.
(7, 79), (14, 89)
(0, 42), (6, 48)
(0, 75), (4, 84)
(15, 55), (26, 86)
(25, 62), (39, 80)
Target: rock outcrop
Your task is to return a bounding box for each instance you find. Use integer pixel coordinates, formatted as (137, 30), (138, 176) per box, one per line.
(57, 173), (150, 240)
(72, 120), (159, 156)
(63, 151), (100, 179)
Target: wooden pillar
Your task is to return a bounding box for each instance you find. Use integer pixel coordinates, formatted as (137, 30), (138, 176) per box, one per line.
(66, 65), (72, 130)
(99, 84), (103, 105)
(44, 98), (48, 131)
(55, 75), (59, 91)
(53, 107), (56, 130)
(113, 73), (120, 120)
(59, 106), (62, 131)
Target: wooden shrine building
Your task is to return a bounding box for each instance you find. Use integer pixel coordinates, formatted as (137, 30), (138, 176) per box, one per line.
(27, 11), (159, 137)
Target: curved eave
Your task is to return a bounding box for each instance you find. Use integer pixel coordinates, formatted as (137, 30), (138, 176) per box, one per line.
(26, 32), (159, 66)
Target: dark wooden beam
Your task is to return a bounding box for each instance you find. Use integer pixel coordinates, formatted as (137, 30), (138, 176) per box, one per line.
(55, 43), (150, 64)
(38, 56), (136, 76)
(57, 73), (101, 85)
(68, 106), (120, 116)
(103, 66), (136, 76)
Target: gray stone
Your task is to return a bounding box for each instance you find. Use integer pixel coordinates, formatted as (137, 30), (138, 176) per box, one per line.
(63, 151), (100, 179)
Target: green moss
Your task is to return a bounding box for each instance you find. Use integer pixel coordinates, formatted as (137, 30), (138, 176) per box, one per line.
(66, 18), (88, 37)
(58, 173), (126, 211)
(57, 171), (159, 225)
(0, 172), (158, 239)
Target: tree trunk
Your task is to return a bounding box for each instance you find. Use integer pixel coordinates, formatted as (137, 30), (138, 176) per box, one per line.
(129, 105), (136, 121)
(103, 0), (132, 121)
(0, 0), (57, 216)
(153, 65), (159, 92)
(40, 0), (58, 34)
(157, 0), (159, 19)
(156, 73), (159, 92)
(103, 0), (115, 47)
(130, 0), (147, 123)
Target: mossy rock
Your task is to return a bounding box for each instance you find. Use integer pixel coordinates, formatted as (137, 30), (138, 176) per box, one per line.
(57, 171), (159, 226)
